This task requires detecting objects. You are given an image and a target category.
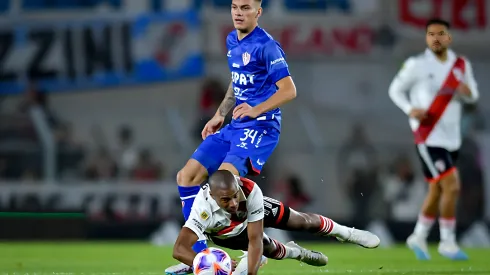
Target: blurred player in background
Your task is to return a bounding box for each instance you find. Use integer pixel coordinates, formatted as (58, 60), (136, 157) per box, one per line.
(389, 18), (479, 261)
(167, 0), (297, 274)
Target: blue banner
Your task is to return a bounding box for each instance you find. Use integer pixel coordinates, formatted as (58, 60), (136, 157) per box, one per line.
(0, 10), (204, 94)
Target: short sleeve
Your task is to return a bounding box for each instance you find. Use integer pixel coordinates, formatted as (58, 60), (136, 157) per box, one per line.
(183, 202), (212, 240)
(247, 185), (265, 223)
(461, 57), (479, 103)
(388, 57), (418, 115)
(262, 41), (291, 84)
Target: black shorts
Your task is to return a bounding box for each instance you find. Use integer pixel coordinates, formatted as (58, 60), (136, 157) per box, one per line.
(209, 196), (290, 251)
(415, 145), (459, 183)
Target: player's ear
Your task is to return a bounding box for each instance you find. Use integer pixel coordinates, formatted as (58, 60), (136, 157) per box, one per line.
(256, 7), (262, 18)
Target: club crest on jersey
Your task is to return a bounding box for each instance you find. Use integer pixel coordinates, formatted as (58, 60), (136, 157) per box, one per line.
(242, 52), (251, 66)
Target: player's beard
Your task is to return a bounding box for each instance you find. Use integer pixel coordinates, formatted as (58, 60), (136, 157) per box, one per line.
(236, 26), (252, 35)
(431, 44), (446, 56)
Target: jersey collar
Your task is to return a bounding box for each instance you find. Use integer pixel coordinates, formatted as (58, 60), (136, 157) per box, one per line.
(236, 25), (260, 43)
(425, 48), (456, 63)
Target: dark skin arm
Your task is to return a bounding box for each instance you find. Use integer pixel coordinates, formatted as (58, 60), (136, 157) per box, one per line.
(172, 227), (199, 267)
(173, 227), (239, 270)
(247, 219), (264, 275)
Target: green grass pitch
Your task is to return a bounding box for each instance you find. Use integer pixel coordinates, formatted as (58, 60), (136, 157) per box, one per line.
(1, 242), (489, 274)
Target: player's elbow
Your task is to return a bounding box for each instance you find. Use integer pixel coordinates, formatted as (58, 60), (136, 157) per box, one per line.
(289, 85), (297, 99)
(287, 80), (297, 99)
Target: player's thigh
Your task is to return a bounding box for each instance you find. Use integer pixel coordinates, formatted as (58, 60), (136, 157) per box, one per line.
(224, 127), (280, 176)
(263, 196), (290, 229)
(189, 126), (232, 177)
(415, 144), (458, 184)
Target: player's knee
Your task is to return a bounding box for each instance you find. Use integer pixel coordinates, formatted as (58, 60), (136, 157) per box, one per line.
(176, 168), (203, 187)
(441, 179), (460, 196)
(262, 237), (276, 255)
(440, 171), (460, 195)
(427, 183), (441, 199)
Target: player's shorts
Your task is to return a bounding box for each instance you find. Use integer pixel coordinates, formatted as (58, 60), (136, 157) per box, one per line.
(208, 196), (290, 250)
(415, 144), (459, 183)
(191, 124), (280, 176)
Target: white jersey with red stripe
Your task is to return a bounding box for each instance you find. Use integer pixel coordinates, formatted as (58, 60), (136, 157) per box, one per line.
(184, 176), (264, 240)
(388, 48), (479, 151)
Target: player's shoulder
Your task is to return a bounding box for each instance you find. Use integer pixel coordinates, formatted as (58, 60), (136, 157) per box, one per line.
(400, 52), (425, 71)
(226, 30), (238, 48)
(255, 27), (282, 49)
(237, 176), (260, 197)
(458, 55), (472, 65)
(193, 187), (213, 210)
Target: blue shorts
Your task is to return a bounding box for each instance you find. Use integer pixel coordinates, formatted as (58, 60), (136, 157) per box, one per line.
(191, 124), (280, 176)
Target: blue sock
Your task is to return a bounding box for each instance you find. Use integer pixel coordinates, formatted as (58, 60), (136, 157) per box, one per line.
(178, 185), (201, 221)
(178, 185), (208, 253)
(193, 240), (208, 253)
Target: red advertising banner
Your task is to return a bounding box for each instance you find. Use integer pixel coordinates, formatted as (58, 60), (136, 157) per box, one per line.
(219, 24), (375, 56)
(399, 0), (487, 30)
(204, 14), (394, 59)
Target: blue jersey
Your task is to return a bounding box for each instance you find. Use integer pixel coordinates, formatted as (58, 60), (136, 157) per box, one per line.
(226, 26), (291, 132)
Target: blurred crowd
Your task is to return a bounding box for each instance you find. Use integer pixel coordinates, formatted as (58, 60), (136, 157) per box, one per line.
(0, 77), (487, 226)
(0, 81), (165, 182)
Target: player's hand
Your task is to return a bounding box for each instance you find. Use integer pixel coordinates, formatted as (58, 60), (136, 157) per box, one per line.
(201, 115), (225, 140)
(409, 108), (427, 121)
(231, 259), (238, 271)
(456, 83), (471, 96)
(233, 103), (261, 120)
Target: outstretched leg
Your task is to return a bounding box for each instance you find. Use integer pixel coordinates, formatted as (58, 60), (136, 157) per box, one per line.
(262, 235), (327, 266)
(286, 208), (380, 248)
(233, 233), (327, 275)
(263, 196), (380, 249)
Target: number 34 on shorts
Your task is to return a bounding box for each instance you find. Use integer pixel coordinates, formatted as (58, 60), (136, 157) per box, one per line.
(236, 128), (265, 149)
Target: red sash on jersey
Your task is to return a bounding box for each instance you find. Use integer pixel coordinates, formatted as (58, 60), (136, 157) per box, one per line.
(414, 57), (466, 144)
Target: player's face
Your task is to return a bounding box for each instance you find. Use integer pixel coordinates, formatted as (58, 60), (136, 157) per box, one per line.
(212, 187), (241, 214)
(231, 0), (261, 33)
(426, 24), (451, 54)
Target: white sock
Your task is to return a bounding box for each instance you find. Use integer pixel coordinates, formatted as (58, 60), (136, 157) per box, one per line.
(439, 217), (456, 243)
(284, 245), (301, 259)
(414, 214), (435, 238)
(317, 216), (351, 239)
(271, 240), (300, 259)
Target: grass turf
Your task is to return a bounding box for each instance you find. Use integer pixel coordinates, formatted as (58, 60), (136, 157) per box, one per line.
(0, 242), (489, 274)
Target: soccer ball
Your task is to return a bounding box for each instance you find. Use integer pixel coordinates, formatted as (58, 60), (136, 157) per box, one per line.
(193, 247), (232, 275)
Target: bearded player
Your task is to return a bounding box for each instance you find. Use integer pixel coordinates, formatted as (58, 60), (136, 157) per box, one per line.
(388, 18), (479, 261)
(166, 1), (297, 274)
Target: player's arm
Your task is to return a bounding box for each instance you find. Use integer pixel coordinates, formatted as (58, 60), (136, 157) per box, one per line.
(173, 206), (212, 266)
(254, 76), (296, 115)
(216, 81), (236, 118)
(254, 41), (296, 115)
(246, 184), (265, 275)
(457, 58), (479, 103)
(173, 227), (199, 267)
(247, 219), (264, 275)
(388, 57), (418, 115)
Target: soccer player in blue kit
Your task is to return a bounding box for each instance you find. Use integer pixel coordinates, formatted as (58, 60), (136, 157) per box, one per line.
(165, 0), (297, 274)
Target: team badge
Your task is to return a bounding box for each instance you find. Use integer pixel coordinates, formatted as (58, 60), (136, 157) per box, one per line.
(242, 52), (250, 66)
(435, 159), (446, 172)
(200, 211), (209, 220)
